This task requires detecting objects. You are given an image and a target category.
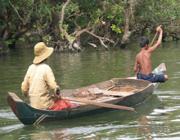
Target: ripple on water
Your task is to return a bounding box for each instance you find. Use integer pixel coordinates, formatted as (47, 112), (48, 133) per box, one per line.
(0, 109), (16, 119)
(171, 71), (180, 79)
(151, 107), (177, 116)
(175, 62), (180, 64)
(155, 90), (180, 101)
(171, 76), (180, 80)
(0, 124), (23, 134)
(154, 137), (180, 140)
(46, 123), (142, 140)
(155, 90), (177, 95)
(52, 123), (139, 136)
(160, 95), (180, 101)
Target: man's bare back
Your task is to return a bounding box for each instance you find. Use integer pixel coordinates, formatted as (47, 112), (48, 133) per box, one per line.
(136, 49), (152, 75)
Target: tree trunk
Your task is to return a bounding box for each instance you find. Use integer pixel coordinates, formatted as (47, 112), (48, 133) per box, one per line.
(120, 0), (138, 48)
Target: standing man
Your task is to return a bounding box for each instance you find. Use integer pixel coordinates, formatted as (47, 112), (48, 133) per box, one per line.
(21, 42), (74, 110)
(134, 26), (168, 82)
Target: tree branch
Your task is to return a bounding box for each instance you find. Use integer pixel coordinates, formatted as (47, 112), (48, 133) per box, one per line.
(85, 30), (114, 48)
(9, 0), (24, 24)
(59, 0), (71, 42)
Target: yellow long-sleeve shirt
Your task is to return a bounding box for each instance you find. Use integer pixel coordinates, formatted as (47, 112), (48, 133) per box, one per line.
(21, 63), (59, 109)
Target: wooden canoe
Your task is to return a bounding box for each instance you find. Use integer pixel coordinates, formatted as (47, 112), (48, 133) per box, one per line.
(7, 63), (166, 125)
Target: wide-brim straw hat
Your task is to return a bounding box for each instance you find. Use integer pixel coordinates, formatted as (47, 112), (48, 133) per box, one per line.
(33, 42), (54, 64)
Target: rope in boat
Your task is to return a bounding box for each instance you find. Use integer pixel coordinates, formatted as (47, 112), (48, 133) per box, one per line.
(33, 114), (48, 125)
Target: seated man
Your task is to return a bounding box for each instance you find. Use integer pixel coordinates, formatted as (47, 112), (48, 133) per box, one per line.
(21, 42), (75, 110)
(133, 26), (168, 83)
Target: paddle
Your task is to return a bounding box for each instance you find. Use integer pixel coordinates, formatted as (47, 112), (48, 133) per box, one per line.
(64, 97), (135, 112)
(33, 97), (135, 125)
(149, 32), (158, 47)
(149, 25), (162, 47)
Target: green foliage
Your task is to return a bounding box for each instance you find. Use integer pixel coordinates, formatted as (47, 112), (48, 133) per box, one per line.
(106, 3), (124, 24)
(74, 0), (104, 27)
(136, 0), (180, 23)
(111, 24), (122, 34)
(0, 0), (179, 51)
(65, 2), (79, 14)
(42, 35), (52, 43)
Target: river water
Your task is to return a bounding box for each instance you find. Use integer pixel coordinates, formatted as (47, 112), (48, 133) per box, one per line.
(0, 41), (180, 140)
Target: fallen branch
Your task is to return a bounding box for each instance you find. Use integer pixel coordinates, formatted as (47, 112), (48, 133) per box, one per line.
(85, 30), (114, 48)
(88, 42), (97, 48)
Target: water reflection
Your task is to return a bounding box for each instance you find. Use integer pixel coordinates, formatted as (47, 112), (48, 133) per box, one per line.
(138, 115), (152, 140)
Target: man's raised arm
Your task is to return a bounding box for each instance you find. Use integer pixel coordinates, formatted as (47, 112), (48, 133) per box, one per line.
(148, 25), (163, 53)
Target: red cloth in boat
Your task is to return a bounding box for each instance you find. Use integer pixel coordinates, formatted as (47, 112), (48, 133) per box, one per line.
(49, 99), (75, 111)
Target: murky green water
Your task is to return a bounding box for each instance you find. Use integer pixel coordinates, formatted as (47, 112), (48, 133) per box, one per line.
(0, 41), (180, 139)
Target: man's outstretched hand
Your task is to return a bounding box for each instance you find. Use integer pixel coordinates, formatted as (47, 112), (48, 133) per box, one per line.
(156, 25), (163, 33)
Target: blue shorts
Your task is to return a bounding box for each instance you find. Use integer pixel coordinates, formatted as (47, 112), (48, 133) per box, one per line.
(137, 73), (166, 83)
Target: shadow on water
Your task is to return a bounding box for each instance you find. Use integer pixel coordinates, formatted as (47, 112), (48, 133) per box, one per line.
(0, 94), (162, 139)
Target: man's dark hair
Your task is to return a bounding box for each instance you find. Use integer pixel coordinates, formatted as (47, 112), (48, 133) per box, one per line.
(139, 36), (149, 48)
